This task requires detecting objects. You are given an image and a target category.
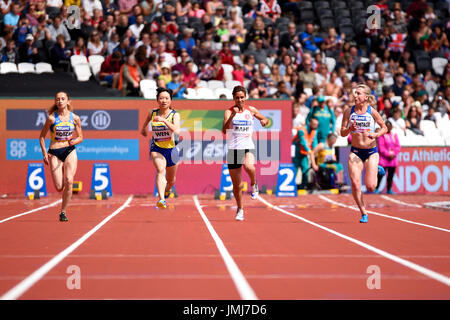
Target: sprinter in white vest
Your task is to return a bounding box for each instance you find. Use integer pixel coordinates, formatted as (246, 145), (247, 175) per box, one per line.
(222, 86), (269, 221)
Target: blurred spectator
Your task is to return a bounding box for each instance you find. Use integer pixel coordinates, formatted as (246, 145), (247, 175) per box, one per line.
(118, 0), (138, 16)
(299, 23), (322, 54)
(430, 91), (450, 117)
(423, 106), (438, 127)
(388, 107), (406, 136)
(83, 0), (103, 16)
(50, 34), (71, 71)
(292, 101), (305, 130)
(25, 3), (39, 27)
(298, 58), (316, 89)
(1, 0), (12, 15)
(232, 63), (244, 84)
(14, 17), (33, 45)
(99, 50), (122, 88)
(193, 41), (214, 67)
(3, 3), (20, 32)
(129, 14), (145, 39)
(189, 1), (206, 18)
(167, 70), (186, 98)
(217, 18), (230, 43)
(306, 95), (335, 143)
(115, 13), (130, 39)
(391, 72), (406, 96)
(324, 71), (341, 97)
(1, 39), (19, 63)
(392, 7), (407, 34)
(118, 54), (144, 96)
(18, 33), (42, 63)
(182, 60), (199, 89)
(405, 102), (424, 135)
(206, 0), (223, 16)
(270, 80), (289, 99)
(351, 64), (368, 85)
(158, 62), (172, 85)
(258, 0), (281, 22)
(323, 27), (344, 58)
(72, 36), (88, 56)
(246, 16), (266, 49)
(226, 0), (242, 19)
(376, 119), (401, 194)
(179, 28), (196, 57)
(219, 41), (234, 66)
(48, 15), (72, 42)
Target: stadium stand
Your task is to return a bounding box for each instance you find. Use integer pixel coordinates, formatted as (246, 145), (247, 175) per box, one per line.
(0, 0), (448, 145)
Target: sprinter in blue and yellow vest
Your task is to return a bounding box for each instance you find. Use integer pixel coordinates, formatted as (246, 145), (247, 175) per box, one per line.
(141, 87), (180, 210)
(39, 91), (83, 222)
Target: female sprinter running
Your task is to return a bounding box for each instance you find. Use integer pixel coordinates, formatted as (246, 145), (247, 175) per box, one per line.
(39, 91), (83, 222)
(340, 84), (387, 223)
(222, 85), (269, 221)
(141, 87), (180, 209)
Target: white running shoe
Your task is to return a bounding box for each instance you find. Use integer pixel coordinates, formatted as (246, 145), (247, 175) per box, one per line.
(251, 183), (259, 200)
(235, 208), (244, 221)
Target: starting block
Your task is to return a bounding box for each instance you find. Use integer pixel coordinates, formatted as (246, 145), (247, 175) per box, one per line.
(90, 189), (108, 200)
(214, 189), (232, 200)
(72, 181), (82, 193)
(28, 189), (41, 200)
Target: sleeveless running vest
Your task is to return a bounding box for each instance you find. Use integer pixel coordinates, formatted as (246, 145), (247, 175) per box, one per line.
(227, 106), (254, 150)
(348, 105), (376, 134)
(150, 109), (177, 149)
(50, 112), (75, 142)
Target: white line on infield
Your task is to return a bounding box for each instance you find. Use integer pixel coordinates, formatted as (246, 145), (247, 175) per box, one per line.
(0, 195), (133, 300)
(319, 195), (450, 233)
(257, 195), (450, 287)
(193, 195), (258, 300)
(0, 199), (62, 224)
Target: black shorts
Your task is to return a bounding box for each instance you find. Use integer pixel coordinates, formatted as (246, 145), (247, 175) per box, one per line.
(226, 149), (256, 169)
(48, 145), (76, 162)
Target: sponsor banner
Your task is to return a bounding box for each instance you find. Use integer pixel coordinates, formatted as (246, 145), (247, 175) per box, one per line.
(7, 139), (139, 160)
(178, 109), (281, 132)
(160, 139), (280, 163)
(339, 146), (449, 194)
(6, 109), (138, 130)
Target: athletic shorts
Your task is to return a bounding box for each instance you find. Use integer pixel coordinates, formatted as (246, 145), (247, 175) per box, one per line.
(48, 145), (76, 162)
(350, 146), (378, 162)
(150, 142), (179, 167)
(226, 149), (256, 170)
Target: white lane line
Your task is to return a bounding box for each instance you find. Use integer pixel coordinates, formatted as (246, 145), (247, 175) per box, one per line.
(380, 195), (423, 208)
(193, 196), (258, 300)
(0, 195), (133, 300)
(319, 195), (450, 233)
(0, 199), (62, 224)
(257, 195), (450, 287)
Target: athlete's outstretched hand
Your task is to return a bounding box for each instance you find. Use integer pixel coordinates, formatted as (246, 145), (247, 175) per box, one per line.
(260, 118), (269, 127)
(141, 127), (147, 137)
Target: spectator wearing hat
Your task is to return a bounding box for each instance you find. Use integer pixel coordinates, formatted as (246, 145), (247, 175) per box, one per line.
(179, 28), (196, 57)
(306, 95), (335, 143)
(167, 70), (186, 98)
(158, 62), (173, 86)
(18, 33), (42, 63)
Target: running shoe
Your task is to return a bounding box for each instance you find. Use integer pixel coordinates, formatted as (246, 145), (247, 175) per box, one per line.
(59, 212), (68, 222)
(156, 199), (167, 209)
(359, 214), (368, 223)
(164, 190), (171, 198)
(387, 189), (396, 195)
(377, 165), (385, 176)
(251, 182), (259, 200)
(235, 208), (244, 221)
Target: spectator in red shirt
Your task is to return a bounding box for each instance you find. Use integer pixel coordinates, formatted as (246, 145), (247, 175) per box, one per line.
(99, 50), (123, 88)
(183, 60), (199, 88)
(219, 41), (234, 66)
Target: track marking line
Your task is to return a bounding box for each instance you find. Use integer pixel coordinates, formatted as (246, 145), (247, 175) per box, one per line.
(257, 195), (450, 287)
(0, 199), (62, 224)
(0, 195), (133, 300)
(193, 195), (258, 300)
(380, 195), (422, 208)
(319, 195), (450, 233)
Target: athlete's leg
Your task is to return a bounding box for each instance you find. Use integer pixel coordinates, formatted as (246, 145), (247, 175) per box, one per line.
(229, 167), (243, 209)
(151, 151), (167, 201)
(165, 163), (178, 195)
(348, 153), (367, 217)
(364, 153), (380, 193)
(61, 150), (77, 213)
(48, 153), (64, 192)
(243, 151), (256, 186)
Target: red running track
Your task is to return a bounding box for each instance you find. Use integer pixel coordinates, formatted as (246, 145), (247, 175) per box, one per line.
(0, 193), (449, 299)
